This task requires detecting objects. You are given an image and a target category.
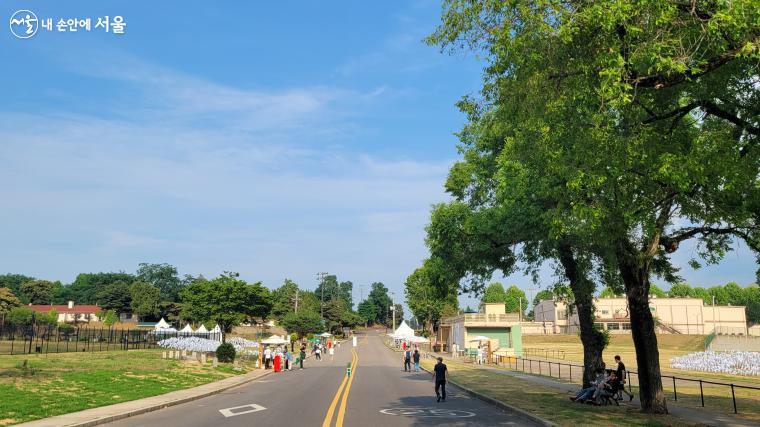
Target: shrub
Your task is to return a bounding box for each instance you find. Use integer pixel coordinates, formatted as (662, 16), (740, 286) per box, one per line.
(216, 342), (236, 363)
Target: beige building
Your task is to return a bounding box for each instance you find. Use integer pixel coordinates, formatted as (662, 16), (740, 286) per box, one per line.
(533, 296), (747, 335)
(29, 301), (101, 323)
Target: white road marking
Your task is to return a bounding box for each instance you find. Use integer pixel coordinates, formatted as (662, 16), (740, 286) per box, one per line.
(218, 403), (266, 418)
(380, 407), (476, 418)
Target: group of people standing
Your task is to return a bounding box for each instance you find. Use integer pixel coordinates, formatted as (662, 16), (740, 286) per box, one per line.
(401, 341), (421, 372)
(262, 344), (310, 371)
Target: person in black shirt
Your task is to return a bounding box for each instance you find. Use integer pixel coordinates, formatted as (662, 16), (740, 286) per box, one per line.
(413, 349), (421, 372)
(433, 356), (448, 402)
(614, 355), (634, 401)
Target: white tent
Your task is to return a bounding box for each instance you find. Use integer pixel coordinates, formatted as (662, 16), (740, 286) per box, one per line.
(408, 335), (429, 343)
(180, 324), (194, 333)
(196, 324), (209, 333)
(155, 318), (171, 330)
(262, 335), (288, 345)
(468, 335), (491, 342)
(392, 321), (415, 339)
(319, 332), (332, 337)
(211, 324), (221, 333)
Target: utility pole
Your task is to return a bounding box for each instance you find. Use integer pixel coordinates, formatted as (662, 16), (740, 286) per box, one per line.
(390, 291), (396, 332)
(294, 288), (299, 313)
(317, 272), (328, 320)
(519, 297), (523, 324)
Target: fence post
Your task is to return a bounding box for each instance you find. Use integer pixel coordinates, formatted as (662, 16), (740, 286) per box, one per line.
(731, 384), (737, 414)
(569, 364), (572, 381)
(628, 371), (632, 393)
(699, 380), (704, 407)
(672, 376), (677, 401)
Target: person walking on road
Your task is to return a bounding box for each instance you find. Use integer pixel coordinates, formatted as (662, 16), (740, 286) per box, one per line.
(433, 356), (448, 402)
(299, 345), (306, 370)
(413, 349), (420, 372)
(403, 348), (412, 372)
(315, 344), (322, 361)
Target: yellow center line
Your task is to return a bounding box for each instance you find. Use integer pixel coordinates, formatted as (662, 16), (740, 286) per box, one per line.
(322, 349), (356, 427)
(335, 348), (358, 427)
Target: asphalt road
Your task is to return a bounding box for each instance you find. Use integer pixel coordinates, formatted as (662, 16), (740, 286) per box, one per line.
(106, 331), (540, 427)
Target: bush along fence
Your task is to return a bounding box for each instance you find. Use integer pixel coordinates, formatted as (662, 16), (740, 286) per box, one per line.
(491, 355), (760, 415)
(0, 323), (221, 355)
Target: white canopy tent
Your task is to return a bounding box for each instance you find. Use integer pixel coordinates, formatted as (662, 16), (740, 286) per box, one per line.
(154, 318), (177, 333)
(468, 335), (492, 342)
(180, 324), (194, 333)
(392, 321), (415, 339)
(407, 335), (429, 344)
(196, 324), (209, 334)
(261, 335), (288, 345)
(319, 332), (332, 338)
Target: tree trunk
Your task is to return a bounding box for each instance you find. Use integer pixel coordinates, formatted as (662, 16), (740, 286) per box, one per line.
(557, 244), (605, 387)
(617, 245), (668, 414)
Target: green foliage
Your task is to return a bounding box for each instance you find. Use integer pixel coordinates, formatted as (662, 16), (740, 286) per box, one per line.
(99, 309), (118, 327)
(0, 274), (35, 302)
(504, 285), (527, 314)
(367, 282), (392, 325)
(404, 259), (458, 333)
(20, 280), (56, 305)
(482, 283), (507, 303)
(215, 343), (236, 363)
(136, 263), (183, 302)
(271, 279), (299, 319)
(315, 275), (353, 310)
(0, 287), (22, 314)
(180, 272), (272, 341)
(58, 323), (75, 335)
(67, 272), (136, 305)
(8, 307), (34, 327)
(96, 281), (132, 313)
(357, 299), (377, 325)
(393, 303), (404, 326)
(130, 281), (161, 319)
(280, 310), (322, 339)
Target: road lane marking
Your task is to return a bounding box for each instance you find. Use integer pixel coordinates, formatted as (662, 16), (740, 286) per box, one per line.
(322, 349), (356, 427)
(335, 348), (358, 427)
(379, 407), (475, 418)
(218, 403), (266, 418)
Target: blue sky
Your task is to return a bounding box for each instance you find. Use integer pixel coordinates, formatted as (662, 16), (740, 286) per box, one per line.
(1, 1), (756, 314)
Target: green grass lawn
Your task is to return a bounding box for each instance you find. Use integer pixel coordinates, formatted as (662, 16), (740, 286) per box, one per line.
(420, 359), (697, 427)
(0, 349), (250, 426)
(521, 334), (757, 384)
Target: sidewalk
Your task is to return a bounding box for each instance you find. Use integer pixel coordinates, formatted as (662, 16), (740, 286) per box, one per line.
(442, 356), (754, 427)
(16, 368), (271, 427)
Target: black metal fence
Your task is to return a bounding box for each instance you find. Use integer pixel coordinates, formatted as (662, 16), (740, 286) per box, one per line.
(493, 355), (760, 415)
(0, 323), (221, 355)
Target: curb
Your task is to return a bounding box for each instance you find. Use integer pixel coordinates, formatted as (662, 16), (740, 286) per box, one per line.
(418, 363), (556, 427)
(17, 369), (273, 427)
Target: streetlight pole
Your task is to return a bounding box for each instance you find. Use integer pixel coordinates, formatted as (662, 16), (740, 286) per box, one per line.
(390, 291), (396, 332)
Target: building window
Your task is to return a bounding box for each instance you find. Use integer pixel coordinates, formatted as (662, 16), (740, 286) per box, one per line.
(601, 310), (609, 315)
(594, 322), (604, 330)
(557, 310), (566, 319)
(649, 307), (656, 312)
(608, 323), (620, 330)
(622, 323), (631, 330)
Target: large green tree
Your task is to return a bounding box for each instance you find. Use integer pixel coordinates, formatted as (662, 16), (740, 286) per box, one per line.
(404, 258), (458, 334)
(180, 272), (271, 341)
(20, 280), (56, 305)
(0, 274), (34, 301)
(357, 299), (378, 325)
(130, 281), (161, 319)
(368, 282), (392, 325)
(429, 0), (759, 413)
(315, 275), (353, 309)
(271, 279), (299, 319)
(136, 263), (183, 302)
(280, 310), (323, 339)
(0, 288), (22, 321)
(96, 281), (132, 313)
(66, 272), (136, 305)
(481, 283), (507, 304)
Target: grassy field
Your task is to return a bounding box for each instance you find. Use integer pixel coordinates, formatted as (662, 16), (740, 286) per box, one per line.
(420, 358), (696, 427)
(0, 349), (251, 426)
(517, 334), (760, 423)
(522, 334), (757, 384)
